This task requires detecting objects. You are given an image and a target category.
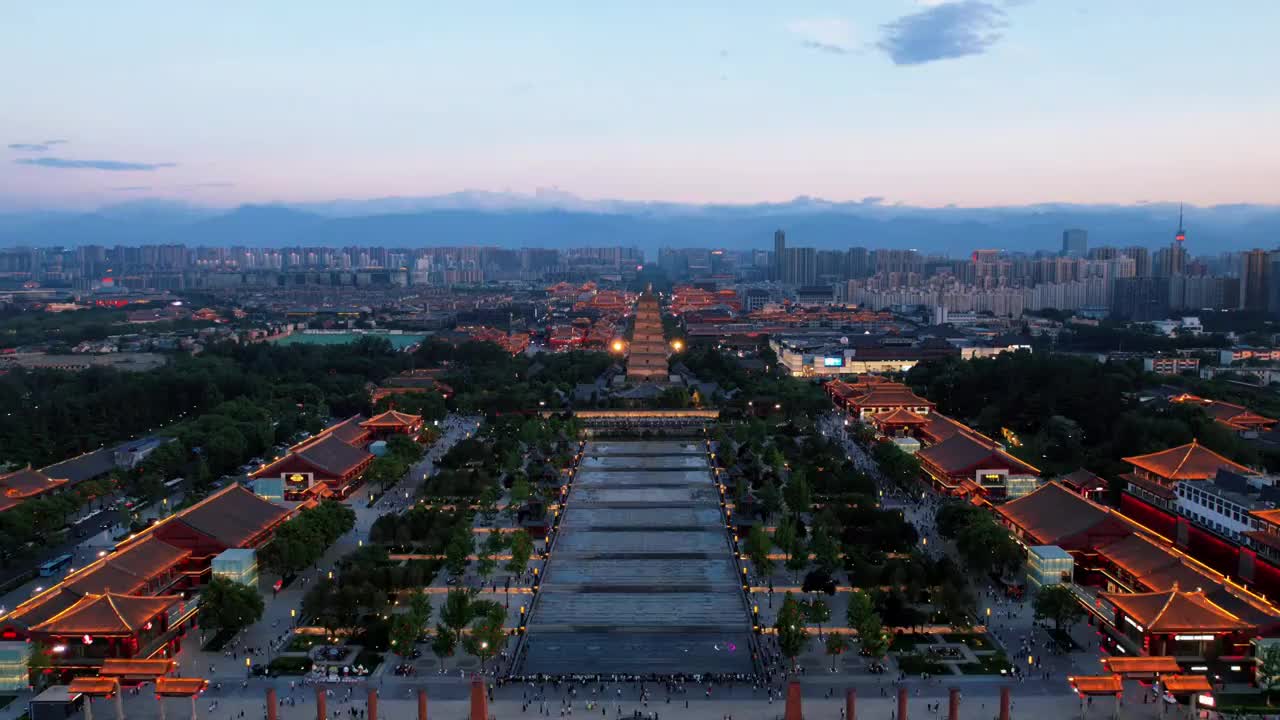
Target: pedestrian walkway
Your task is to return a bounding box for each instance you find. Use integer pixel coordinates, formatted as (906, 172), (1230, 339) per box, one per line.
(519, 440), (754, 675)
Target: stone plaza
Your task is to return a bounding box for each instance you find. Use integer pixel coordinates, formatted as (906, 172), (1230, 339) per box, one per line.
(518, 440), (756, 675)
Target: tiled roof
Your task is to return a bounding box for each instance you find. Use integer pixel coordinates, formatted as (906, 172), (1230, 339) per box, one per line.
(1096, 534), (1216, 593)
(1101, 587), (1253, 633)
(361, 410), (422, 427)
(1100, 656), (1180, 674)
(916, 432), (1038, 476)
(919, 412), (982, 444)
(996, 482), (1122, 545)
(0, 467), (68, 498)
(169, 485), (290, 548)
(871, 408), (930, 426)
(1161, 676), (1213, 693)
(1123, 441), (1252, 481)
(295, 434), (374, 478)
(1068, 676), (1123, 694)
(29, 592), (178, 635)
(155, 678), (209, 696)
(40, 448), (116, 484)
(323, 415), (369, 445)
(850, 386), (933, 409)
(1058, 469), (1107, 493)
(68, 678), (120, 696)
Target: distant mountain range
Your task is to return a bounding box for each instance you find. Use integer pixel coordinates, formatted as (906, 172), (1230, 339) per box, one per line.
(1, 192), (1278, 258)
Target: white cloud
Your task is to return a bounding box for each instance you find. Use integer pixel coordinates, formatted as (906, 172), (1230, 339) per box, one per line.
(787, 18), (857, 54)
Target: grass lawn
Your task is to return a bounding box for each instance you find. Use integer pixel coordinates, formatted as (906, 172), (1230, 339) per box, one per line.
(942, 633), (995, 650)
(895, 653), (948, 676)
(889, 634), (933, 652)
(285, 634), (326, 652)
(267, 656), (313, 675)
(956, 653), (1011, 675)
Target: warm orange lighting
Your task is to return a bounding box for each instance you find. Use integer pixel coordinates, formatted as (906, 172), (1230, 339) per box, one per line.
(611, 340), (625, 353)
(671, 339), (684, 352)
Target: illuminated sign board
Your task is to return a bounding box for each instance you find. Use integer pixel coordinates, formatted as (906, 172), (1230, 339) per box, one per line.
(823, 357), (844, 367)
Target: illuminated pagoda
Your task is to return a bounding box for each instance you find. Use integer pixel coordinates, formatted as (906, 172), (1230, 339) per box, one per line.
(360, 409), (424, 438)
(845, 385), (933, 422)
(625, 289), (669, 383)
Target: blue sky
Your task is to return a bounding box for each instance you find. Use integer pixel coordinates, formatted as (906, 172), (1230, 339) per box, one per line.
(2, 1), (1279, 209)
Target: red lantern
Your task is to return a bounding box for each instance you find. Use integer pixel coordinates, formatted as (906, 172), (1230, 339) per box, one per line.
(82, 634), (93, 645)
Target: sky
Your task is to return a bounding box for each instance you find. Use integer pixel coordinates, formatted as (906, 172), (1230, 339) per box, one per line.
(2, 0), (1279, 210)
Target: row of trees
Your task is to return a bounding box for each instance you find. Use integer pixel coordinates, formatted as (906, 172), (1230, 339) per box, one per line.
(258, 501), (357, 577)
(363, 434), (427, 492)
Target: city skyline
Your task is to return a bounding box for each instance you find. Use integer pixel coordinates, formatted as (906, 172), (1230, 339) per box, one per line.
(4, 1), (1280, 209)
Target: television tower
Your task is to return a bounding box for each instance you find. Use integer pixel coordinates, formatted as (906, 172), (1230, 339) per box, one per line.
(1175, 203), (1186, 244)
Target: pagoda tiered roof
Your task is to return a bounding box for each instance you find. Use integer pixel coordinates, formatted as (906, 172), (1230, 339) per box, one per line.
(996, 482), (1130, 547)
(1171, 395), (1277, 431)
(916, 431), (1038, 478)
(1123, 441), (1252, 481)
(30, 592), (178, 635)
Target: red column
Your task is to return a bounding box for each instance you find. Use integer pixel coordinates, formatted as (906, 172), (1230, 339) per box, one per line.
(315, 687), (327, 720)
(845, 689), (856, 720)
(418, 689), (428, 720)
(783, 681), (802, 720)
(266, 689), (278, 720)
(898, 687), (908, 720)
(999, 686), (1011, 720)
(367, 689), (378, 720)
(470, 676), (489, 720)
(948, 689), (960, 720)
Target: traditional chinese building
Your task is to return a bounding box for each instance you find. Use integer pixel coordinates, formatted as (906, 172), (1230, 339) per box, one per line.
(625, 290), (669, 383)
(251, 415), (374, 498)
(0, 466), (69, 513)
(869, 407), (931, 438)
(916, 431), (1040, 500)
(1097, 586), (1256, 662)
(1121, 441), (1254, 513)
(845, 385), (934, 422)
(360, 410), (423, 438)
(0, 486), (289, 681)
(1170, 394), (1277, 434)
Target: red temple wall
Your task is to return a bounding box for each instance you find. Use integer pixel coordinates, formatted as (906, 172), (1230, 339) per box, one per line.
(1118, 494), (1178, 538)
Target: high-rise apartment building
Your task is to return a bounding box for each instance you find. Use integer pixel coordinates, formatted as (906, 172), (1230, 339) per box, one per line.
(1243, 249), (1271, 311)
(1061, 229), (1088, 257)
(773, 229), (786, 281)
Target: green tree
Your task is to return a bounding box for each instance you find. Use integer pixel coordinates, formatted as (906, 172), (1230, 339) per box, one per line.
(846, 589), (874, 631)
(745, 525), (775, 578)
(463, 616), (507, 670)
(440, 588), (474, 635)
(806, 597), (831, 637)
(857, 613), (891, 659)
(390, 613), (420, 658)
(431, 625), (457, 671)
(783, 470), (812, 518)
(507, 529), (533, 576)
(774, 592), (808, 670)
(1033, 585), (1086, 634)
(444, 526), (473, 578)
(758, 479), (783, 521)
(477, 531), (505, 581)
(407, 590), (433, 627)
(808, 527), (840, 575)
(824, 633), (848, 671)
(478, 484), (500, 524)
(508, 477), (531, 515)
(200, 576), (265, 637)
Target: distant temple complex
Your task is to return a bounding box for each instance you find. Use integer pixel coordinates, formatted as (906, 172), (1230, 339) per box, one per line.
(625, 290), (669, 382)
